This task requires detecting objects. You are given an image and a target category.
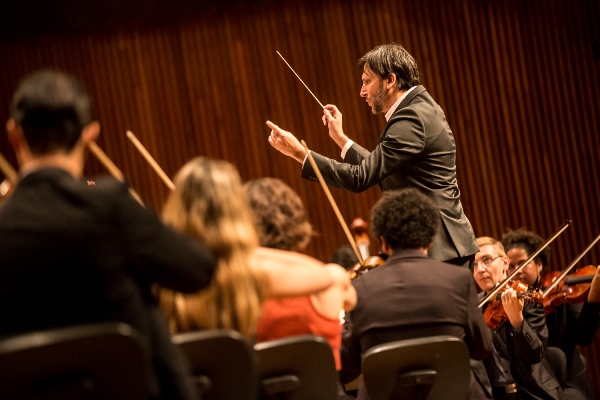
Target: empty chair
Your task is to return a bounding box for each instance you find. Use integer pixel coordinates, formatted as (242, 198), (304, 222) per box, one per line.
(254, 334), (340, 400)
(362, 335), (471, 400)
(173, 329), (257, 400)
(0, 322), (147, 400)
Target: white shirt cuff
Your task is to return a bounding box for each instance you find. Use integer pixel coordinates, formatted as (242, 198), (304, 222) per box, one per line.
(341, 140), (355, 159)
(301, 150), (312, 168)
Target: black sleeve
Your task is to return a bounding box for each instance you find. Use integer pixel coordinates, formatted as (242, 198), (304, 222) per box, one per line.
(575, 301), (600, 346)
(115, 183), (216, 293)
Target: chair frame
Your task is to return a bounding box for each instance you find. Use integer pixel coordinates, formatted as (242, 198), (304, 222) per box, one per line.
(254, 334), (340, 400)
(173, 329), (258, 400)
(0, 322), (148, 400)
(362, 335), (471, 400)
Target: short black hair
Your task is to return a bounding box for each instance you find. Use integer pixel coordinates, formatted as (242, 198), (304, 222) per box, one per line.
(10, 69), (92, 154)
(371, 188), (439, 250)
(501, 228), (549, 268)
(331, 244), (359, 270)
(358, 43), (420, 91)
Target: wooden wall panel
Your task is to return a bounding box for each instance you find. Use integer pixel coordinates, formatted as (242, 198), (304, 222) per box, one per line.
(1, 0), (599, 392)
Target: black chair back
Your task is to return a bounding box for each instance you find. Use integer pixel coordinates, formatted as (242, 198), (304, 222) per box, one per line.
(254, 334), (340, 400)
(545, 346), (567, 388)
(173, 329), (257, 400)
(0, 322), (147, 400)
(362, 335), (470, 400)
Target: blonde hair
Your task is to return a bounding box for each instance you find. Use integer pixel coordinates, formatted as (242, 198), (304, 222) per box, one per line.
(159, 157), (267, 338)
(476, 236), (506, 257)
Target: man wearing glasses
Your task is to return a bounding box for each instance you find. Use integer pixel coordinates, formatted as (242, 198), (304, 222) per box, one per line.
(473, 236), (563, 400)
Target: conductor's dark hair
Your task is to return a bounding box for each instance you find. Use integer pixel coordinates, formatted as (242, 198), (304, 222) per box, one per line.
(358, 43), (420, 91)
(501, 228), (549, 268)
(371, 188), (439, 250)
(10, 69), (92, 154)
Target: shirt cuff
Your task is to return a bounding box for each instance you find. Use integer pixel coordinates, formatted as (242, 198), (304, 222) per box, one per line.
(301, 150), (312, 168)
(341, 140), (355, 159)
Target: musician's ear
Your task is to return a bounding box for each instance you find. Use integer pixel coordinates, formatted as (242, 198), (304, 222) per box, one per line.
(81, 121), (100, 145)
(380, 237), (393, 256)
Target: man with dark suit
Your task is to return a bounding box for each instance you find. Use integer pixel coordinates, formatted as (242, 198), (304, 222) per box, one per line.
(0, 69), (217, 400)
(474, 236), (564, 400)
(340, 188), (492, 400)
(266, 43), (478, 267)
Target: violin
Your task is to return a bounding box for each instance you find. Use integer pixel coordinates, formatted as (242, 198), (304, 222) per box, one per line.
(348, 217), (386, 279)
(482, 280), (543, 330)
(348, 253), (387, 279)
(479, 220), (570, 309)
(541, 265), (596, 313)
(538, 233), (600, 313)
(351, 217), (371, 261)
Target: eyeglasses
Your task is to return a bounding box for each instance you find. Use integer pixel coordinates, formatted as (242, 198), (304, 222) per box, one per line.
(475, 255), (501, 269)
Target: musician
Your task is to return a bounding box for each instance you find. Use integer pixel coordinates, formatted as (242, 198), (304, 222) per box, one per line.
(266, 43), (478, 268)
(158, 160), (337, 341)
(341, 188), (492, 399)
(0, 69), (218, 400)
(244, 177), (356, 370)
(473, 237), (563, 400)
(502, 228), (599, 399)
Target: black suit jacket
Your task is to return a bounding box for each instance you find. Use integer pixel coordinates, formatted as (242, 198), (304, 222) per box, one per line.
(341, 249), (492, 399)
(0, 168), (216, 400)
(301, 86), (478, 261)
(480, 296), (563, 400)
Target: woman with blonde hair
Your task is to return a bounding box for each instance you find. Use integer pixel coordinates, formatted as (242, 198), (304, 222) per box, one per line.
(159, 157), (338, 339)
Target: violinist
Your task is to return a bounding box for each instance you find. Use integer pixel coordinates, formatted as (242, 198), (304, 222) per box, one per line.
(244, 177), (356, 370)
(341, 189), (492, 400)
(473, 237), (563, 400)
(502, 228), (598, 400)
(0, 69), (218, 400)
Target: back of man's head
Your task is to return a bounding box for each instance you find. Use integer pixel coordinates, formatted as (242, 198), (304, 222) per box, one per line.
(371, 188), (439, 250)
(10, 69), (92, 155)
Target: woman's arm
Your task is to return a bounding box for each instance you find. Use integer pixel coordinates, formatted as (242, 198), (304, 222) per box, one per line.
(254, 247), (333, 297)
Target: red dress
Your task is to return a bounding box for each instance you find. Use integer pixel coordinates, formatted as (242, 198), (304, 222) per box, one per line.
(256, 295), (343, 370)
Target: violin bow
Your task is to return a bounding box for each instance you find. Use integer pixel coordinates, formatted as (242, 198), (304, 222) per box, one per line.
(126, 131), (175, 191)
(542, 233), (600, 297)
(301, 140), (365, 266)
(0, 152), (18, 184)
(478, 219), (571, 308)
(87, 141), (144, 206)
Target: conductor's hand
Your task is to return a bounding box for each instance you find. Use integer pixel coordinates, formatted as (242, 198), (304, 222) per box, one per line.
(322, 104), (350, 150)
(266, 121), (308, 164)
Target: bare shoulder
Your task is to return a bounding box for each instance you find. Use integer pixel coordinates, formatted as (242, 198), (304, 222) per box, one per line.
(324, 263), (351, 285)
(254, 247), (324, 267)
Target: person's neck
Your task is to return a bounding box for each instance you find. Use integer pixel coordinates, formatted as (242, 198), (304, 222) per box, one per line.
(20, 153), (83, 178)
(384, 90), (405, 113)
(388, 246), (429, 256)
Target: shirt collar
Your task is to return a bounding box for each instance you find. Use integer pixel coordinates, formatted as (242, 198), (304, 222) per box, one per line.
(385, 86), (417, 121)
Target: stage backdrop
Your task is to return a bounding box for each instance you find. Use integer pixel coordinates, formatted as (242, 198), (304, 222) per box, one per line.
(1, 0), (599, 392)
